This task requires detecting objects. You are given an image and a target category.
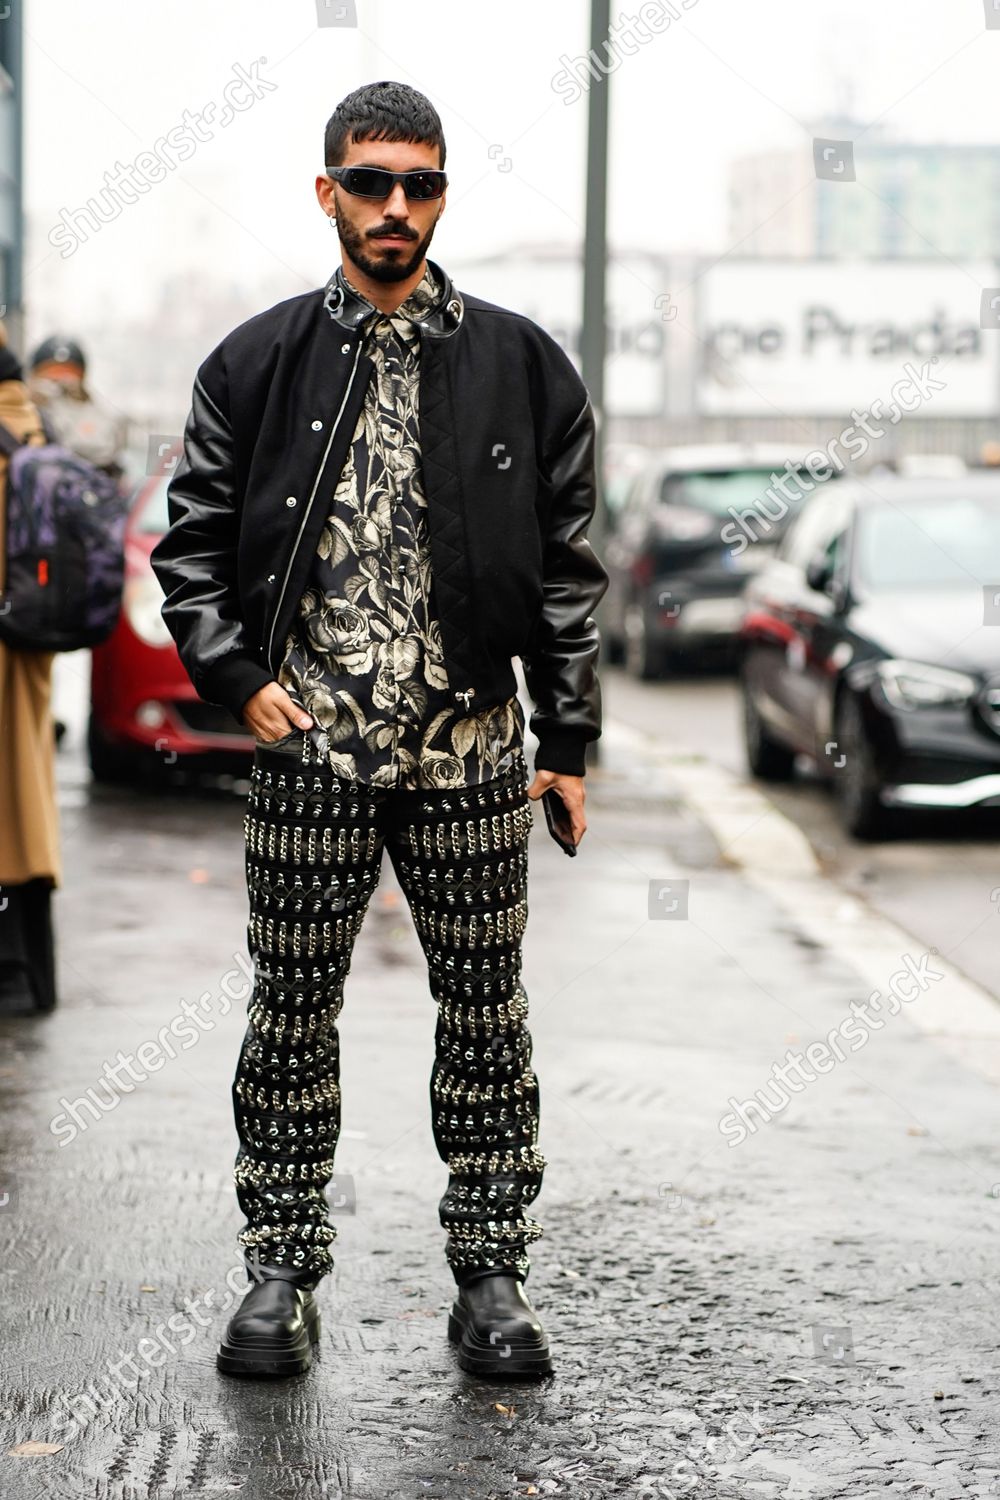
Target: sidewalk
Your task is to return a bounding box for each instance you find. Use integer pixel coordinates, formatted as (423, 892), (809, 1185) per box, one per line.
(2, 719), (1000, 1498)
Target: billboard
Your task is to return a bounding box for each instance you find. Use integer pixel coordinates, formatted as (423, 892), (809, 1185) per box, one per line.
(451, 249), (667, 418)
(696, 259), (1000, 417)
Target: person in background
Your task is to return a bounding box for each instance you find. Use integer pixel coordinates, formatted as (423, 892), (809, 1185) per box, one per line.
(0, 322), (61, 1013)
(27, 334), (130, 485)
(27, 337), (132, 748)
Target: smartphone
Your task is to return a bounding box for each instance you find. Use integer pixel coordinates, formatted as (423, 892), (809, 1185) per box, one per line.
(541, 786), (577, 857)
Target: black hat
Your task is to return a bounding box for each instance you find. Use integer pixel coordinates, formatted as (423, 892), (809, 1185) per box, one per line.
(29, 335), (86, 372)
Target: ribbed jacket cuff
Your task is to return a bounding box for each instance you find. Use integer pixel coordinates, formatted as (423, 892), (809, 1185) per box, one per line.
(533, 726), (593, 778)
(199, 650), (276, 727)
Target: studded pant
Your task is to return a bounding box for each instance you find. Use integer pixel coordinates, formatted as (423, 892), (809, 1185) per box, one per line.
(234, 732), (546, 1289)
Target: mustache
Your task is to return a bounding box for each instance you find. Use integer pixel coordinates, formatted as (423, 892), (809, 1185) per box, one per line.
(370, 227), (417, 239)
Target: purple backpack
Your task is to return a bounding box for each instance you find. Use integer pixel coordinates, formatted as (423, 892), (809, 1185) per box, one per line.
(0, 420), (128, 651)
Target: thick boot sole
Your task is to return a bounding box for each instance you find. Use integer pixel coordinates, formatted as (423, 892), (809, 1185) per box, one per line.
(217, 1297), (321, 1378)
(447, 1299), (554, 1379)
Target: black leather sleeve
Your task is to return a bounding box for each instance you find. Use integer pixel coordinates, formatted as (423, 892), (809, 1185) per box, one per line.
(521, 388), (610, 778)
(149, 359), (274, 725)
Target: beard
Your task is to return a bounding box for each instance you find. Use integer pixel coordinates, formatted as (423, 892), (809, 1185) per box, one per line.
(334, 206), (440, 284)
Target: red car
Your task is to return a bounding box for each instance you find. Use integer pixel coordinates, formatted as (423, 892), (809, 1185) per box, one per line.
(88, 471), (256, 781)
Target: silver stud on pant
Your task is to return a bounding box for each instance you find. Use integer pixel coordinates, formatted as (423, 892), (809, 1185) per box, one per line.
(235, 738), (544, 1285)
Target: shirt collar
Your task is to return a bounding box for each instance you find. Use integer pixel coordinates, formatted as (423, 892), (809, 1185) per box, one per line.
(343, 261), (442, 345)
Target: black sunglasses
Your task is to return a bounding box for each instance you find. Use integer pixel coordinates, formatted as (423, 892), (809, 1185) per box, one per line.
(326, 165), (447, 201)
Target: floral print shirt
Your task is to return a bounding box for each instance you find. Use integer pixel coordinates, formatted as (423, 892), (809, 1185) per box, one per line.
(276, 261), (525, 791)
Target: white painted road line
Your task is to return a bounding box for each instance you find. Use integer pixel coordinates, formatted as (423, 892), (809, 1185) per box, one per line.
(603, 716), (1000, 1085)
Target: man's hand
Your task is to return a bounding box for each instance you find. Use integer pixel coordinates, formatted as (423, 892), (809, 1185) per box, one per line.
(526, 769), (586, 846)
(241, 681), (314, 742)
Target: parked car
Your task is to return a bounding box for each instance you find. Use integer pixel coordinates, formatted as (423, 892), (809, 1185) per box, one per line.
(88, 471), (255, 781)
(738, 470), (1000, 839)
(603, 443), (836, 678)
(602, 441), (649, 529)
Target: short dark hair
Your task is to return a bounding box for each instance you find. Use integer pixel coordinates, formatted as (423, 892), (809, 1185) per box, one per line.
(324, 80), (446, 171)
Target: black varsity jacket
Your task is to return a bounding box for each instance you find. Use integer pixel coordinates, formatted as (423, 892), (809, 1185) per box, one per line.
(149, 256), (610, 776)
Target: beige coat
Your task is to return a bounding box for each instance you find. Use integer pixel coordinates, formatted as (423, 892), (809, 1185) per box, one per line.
(0, 378), (61, 888)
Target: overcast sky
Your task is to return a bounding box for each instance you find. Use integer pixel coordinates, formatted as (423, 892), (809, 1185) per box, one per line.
(22, 1), (1000, 358)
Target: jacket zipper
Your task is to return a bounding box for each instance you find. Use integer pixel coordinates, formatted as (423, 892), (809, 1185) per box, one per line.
(265, 340), (365, 672)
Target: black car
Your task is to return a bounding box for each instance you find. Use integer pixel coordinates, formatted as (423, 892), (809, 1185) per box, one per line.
(603, 443), (835, 678)
(739, 471), (1000, 838)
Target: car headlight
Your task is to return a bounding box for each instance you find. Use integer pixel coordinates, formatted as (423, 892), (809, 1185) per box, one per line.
(875, 659), (976, 710)
(124, 577), (173, 648)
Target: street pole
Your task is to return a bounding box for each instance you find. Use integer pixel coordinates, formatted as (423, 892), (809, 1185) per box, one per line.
(0, 5), (24, 356)
(581, 0), (610, 768)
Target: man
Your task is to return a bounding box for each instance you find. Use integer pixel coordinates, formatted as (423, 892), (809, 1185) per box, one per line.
(26, 335), (130, 483)
(150, 79), (608, 1382)
(27, 336), (131, 748)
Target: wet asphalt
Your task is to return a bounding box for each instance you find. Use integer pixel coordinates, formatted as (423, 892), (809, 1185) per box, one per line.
(3, 691), (1000, 1499)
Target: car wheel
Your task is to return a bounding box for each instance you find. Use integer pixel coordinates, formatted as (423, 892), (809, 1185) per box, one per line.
(623, 600), (667, 680)
(741, 669), (796, 781)
(832, 691), (889, 840)
(87, 714), (138, 785)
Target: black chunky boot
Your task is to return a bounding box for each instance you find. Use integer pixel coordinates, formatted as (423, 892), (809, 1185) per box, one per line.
(447, 1269), (554, 1378)
(217, 1262), (322, 1378)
